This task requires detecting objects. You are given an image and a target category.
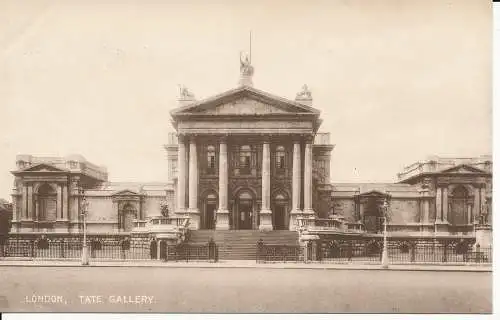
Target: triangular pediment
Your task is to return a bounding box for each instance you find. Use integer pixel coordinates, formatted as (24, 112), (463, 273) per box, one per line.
(171, 86), (320, 117)
(440, 164), (487, 174)
(18, 163), (67, 173)
(112, 189), (141, 197)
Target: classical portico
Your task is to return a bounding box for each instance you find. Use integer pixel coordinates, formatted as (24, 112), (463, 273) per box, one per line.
(168, 62), (332, 231)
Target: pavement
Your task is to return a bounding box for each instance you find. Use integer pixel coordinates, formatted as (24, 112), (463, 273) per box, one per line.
(0, 258), (492, 272)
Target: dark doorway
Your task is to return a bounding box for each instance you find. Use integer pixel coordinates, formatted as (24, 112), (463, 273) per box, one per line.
(206, 204), (216, 229)
(238, 202), (253, 230)
(273, 204), (286, 230)
(203, 193), (217, 230)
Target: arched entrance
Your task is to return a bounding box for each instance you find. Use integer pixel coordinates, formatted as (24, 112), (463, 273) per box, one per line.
(203, 192), (218, 229)
(272, 192), (288, 230)
(235, 190), (254, 230)
(450, 185), (470, 225)
(37, 184), (57, 221)
(122, 203), (137, 232)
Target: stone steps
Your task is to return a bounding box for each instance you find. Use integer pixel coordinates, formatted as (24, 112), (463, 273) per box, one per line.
(187, 230), (299, 260)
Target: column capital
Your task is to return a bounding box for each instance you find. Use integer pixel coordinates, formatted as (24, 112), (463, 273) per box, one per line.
(260, 135), (271, 144)
(177, 133), (186, 143)
(218, 135), (229, 143)
(188, 135), (198, 144)
(304, 134), (315, 144)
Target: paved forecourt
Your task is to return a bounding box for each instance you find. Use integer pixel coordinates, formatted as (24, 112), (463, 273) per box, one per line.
(0, 266), (492, 313)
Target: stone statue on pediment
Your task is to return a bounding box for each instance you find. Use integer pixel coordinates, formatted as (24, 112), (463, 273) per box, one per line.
(296, 84), (312, 100)
(240, 52), (254, 77)
(178, 85), (195, 100)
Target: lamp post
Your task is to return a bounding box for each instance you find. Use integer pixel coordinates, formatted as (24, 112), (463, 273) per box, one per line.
(381, 197), (389, 269)
(80, 192), (89, 266)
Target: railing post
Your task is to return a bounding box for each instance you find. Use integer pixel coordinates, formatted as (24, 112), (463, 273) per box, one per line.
(410, 242), (416, 263)
(31, 240), (35, 258)
(208, 238), (216, 262)
(60, 241), (65, 259)
(475, 244), (481, 263)
(256, 239), (264, 263)
(442, 242), (448, 263)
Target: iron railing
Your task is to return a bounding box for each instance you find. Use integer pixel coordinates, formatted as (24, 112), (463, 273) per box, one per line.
(256, 240), (303, 263)
(316, 239), (492, 265)
(163, 241), (219, 262)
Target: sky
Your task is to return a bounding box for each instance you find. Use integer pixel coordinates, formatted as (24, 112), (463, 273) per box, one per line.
(0, 0), (492, 200)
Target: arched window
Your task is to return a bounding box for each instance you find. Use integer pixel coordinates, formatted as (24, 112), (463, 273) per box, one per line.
(450, 185), (469, 225)
(37, 184), (57, 221)
(275, 145), (286, 171)
(122, 203), (137, 232)
(239, 145), (252, 174)
(206, 145), (216, 174)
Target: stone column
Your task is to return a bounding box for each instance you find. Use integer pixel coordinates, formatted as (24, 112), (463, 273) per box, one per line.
(442, 186), (448, 222)
(289, 140), (302, 230)
(435, 187), (442, 222)
(423, 198), (430, 223)
(187, 136), (200, 229)
(56, 185), (62, 220)
(359, 202), (364, 222)
(303, 138), (315, 216)
(473, 186), (480, 221)
(27, 184), (33, 220)
(259, 139), (273, 230)
(62, 184), (68, 220)
(34, 195), (39, 221)
(156, 239), (161, 261)
(176, 135), (187, 213)
(467, 204), (472, 225)
(480, 185), (486, 216)
(216, 137), (230, 230)
(22, 185), (28, 219)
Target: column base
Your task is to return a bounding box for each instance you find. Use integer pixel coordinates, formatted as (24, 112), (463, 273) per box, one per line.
(258, 209), (273, 231)
(301, 208), (316, 218)
(474, 224), (492, 249)
(289, 209), (302, 231)
(215, 209), (230, 230)
(186, 209), (200, 230)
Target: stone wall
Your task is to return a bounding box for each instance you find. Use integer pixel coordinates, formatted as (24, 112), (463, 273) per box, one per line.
(333, 199), (356, 222)
(389, 199), (420, 224)
(87, 196), (114, 222)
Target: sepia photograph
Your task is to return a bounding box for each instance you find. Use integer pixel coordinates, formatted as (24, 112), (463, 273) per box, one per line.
(0, 0), (494, 315)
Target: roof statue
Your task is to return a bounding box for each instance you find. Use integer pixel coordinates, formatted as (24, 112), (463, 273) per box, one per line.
(239, 52), (254, 77)
(178, 85), (195, 100)
(296, 84), (312, 100)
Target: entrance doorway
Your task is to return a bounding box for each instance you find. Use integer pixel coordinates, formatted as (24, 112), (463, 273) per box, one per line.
(273, 193), (288, 230)
(235, 190), (254, 230)
(273, 204), (286, 230)
(203, 192), (217, 230)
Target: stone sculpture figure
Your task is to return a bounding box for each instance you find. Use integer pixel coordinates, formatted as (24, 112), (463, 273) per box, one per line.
(479, 200), (489, 224)
(179, 85), (195, 100)
(296, 84), (312, 99)
(240, 52), (254, 76)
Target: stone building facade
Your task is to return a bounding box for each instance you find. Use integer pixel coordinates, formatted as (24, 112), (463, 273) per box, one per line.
(8, 58), (492, 243)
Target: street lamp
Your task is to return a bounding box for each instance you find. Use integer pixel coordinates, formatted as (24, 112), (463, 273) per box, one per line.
(80, 192), (89, 266)
(381, 197), (389, 269)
